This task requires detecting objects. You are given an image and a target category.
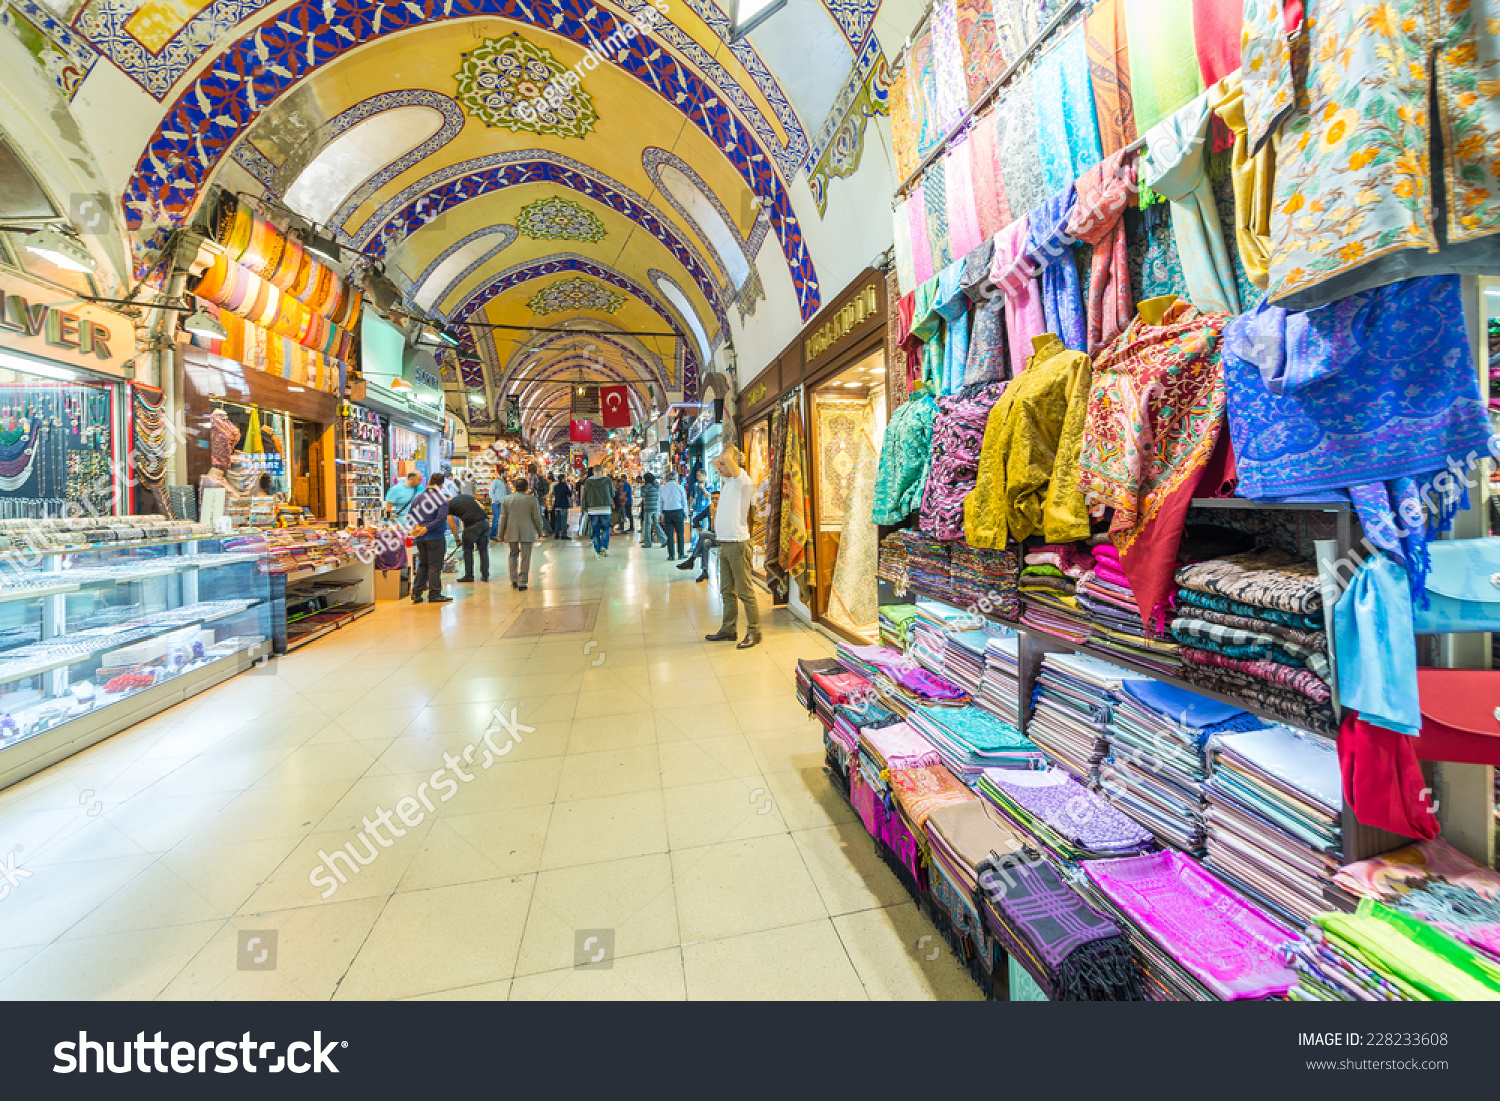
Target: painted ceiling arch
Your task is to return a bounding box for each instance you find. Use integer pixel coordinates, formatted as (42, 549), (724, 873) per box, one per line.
(496, 330), (669, 395)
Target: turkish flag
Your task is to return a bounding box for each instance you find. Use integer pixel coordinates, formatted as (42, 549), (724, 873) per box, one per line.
(598, 385), (630, 428)
(569, 419), (593, 442)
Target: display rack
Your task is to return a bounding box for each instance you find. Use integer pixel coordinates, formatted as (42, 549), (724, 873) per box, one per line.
(338, 407), (386, 527)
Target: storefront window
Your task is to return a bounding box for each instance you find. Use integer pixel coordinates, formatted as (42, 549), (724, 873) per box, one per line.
(209, 398), (290, 500)
(390, 424), (431, 482)
(0, 364), (119, 520)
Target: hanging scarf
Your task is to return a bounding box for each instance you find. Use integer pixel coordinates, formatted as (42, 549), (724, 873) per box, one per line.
(930, 0), (968, 133)
(1192, 0), (1244, 87)
(994, 72), (1045, 217)
(989, 216), (1046, 373)
(763, 403), (788, 588)
(944, 137), (984, 260)
(1079, 298), (1234, 629)
(961, 238), (1007, 384)
(244, 406), (264, 454)
(782, 400), (811, 597)
(934, 261), (971, 396)
(1084, 0), (1138, 156)
(1123, 0), (1204, 137)
(1024, 185), (1086, 353)
(909, 185), (934, 284)
(968, 110), (1011, 239)
(1033, 26), (1103, 193)
(889, 64), (919, 182)
(1207, 70), (1275, 291)
(956, 0), (1007, 103)
(892, 196), (917, 295)
(910, 26), (940, 160)
(923, 157), (953, 270)
(1068, 149), (1137, 353)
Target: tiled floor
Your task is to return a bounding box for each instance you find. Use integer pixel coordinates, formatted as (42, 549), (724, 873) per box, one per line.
(0, 537), (979, 1001)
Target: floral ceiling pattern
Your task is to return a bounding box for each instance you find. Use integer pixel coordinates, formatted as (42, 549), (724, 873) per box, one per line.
(454, 34), (597, 138)
(525, 276), (627, 314)
(515, 194), (607, 242)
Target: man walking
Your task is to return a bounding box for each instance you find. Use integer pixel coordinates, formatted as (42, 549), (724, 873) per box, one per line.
(532, 468), (552, 533)
(638, 473), (661, 548)
(447, 485), (490, 582)
(658, 470), (688, 560)
(497, 477), (546, 590)
(580, 465), (615, 557)
(550, 476), (573, 538)
(703, 446), (759, 648)
(488, 469), (507, 540)
(408, 472), (453, 604)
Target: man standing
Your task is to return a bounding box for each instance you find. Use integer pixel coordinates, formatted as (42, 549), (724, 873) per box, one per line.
(638, 473), (661, 549)
(703, 446), (759, 648)
(408, 472), (453, 604)
(488, 469), (507, 541)
(385, 471), (422, 520)
(447, 486), (490, 583)
(658, 471), (688, 560)
(580, 465), (615, 557)
(550, 476), (573, 539)
(497, 477), (546, 590)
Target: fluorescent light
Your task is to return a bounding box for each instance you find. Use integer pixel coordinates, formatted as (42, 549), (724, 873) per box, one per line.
(24, 226), (96, 273)
(0, 351), (74, 380)
(286, 385), (305, 392)
(467, 394), (484, 406)
(184, 307), (227, 339)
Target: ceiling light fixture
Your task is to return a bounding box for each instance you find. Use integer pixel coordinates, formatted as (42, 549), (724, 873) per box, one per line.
(301, 229), (341, 265)
(16, 225), (97, 273)
(0, 350), (74, 380)
(183, 307), (227, 339)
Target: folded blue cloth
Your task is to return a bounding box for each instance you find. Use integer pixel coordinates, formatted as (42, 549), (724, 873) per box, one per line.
(1334, 552), (1421, 736)
(1118, 678), (1264, 735)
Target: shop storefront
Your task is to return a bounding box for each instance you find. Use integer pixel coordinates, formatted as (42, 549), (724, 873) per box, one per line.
(0, 270), (135, 519)
(736, 349), (797, 580)
(337, 402), (385, 526)
(356, 312), (443, 493)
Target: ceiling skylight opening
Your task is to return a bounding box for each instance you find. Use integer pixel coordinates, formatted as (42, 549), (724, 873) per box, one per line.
(729, 0), (785, 41)
(283, 106), (445, 226)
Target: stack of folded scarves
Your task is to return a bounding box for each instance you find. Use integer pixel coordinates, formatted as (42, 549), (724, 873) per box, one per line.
(979, 635), (1022, 726)
(905, 704), (1040, 780)
(1172, 550), (1335, 734)
(807, 668), (873, 730)
(911, 600), (983, 675)
(879, 603), (920, 649)
(940, 628), (992, 696)
(922, 801), (1013, 991)
(1282, 900), (1500, 1001)
(834, 643), (895, 682)
(1020, 586), (1092, 642)
(1334, 839), (1500, 964)
(828, 698), (902, 794)
(876, 529), (913, 587)
(949, 544), (1020, 619)
(975, 843), (1147, 1001)
(860, 720), (942, 772)
(1100, 679), (1265, 853)
(975, 767), (1155, 862)
(904, 532), (953, 600)
(1082, 849), (1298, 1001)
(1080, 542), (1182, 672)
(888, 763), (978, 892)
(1203, 724), (1343, 928)
(1027, 651), (1131, 781)
(795, 657), (845, 712)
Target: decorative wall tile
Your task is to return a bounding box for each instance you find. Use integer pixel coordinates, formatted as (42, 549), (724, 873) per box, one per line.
(516, 195), (607, 242)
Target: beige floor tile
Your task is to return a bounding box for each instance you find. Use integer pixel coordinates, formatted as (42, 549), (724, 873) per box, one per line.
(717, 672), (796, 702)
(670, 833), (827, 942)
(176, 780), (356, 849)
(326, 708), (423, 742)
(257, 740), (385, 786)
(790, 822), (914, 916)
(574, 686), (654, 718)
(237, 819), (432, 911)
(681, 920), (866, 1000)
(407, 979), (511, 1000)
(657, 735), (761, 788)
(653, 703), (742, 741)
(0, 853), (156, 950)
(515, 852), (678, 976)
(160, 835), (307, 914)
(0, 919), (224, 1000)
(397, 805), (553, 890)
(555, 745), (661, 802)
(564, 711), (657, 754)
(732, 697), (818, 734)
(334, 876), (534, 999)
(746, 727), (828, 775)
(833, 906), (985, 1001)
(62, 859), (231, 939)
(762, 767), (858, 831)
(160, 897), (385, 1000)
(539, 790), (668, 870)
(457, 756), (565, 812)
(662, 776), (786, 849)
(101, 790), (239, 853)
(511, 947), (686, 1001)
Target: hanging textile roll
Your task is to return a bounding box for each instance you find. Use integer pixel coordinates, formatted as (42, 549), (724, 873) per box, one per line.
(961, 238), (1007, 385)
(893, 196), (917, 295)
(1067, 148), (1136, 353)
(923, 156), (953, 270)
(994, 71), (1045, 217)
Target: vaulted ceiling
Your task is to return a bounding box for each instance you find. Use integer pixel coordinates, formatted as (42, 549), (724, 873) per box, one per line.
(5, 0), (920, 443)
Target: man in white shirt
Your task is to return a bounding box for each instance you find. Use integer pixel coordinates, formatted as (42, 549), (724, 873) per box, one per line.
(488, 473), (507, 541)
(657, 471), (689, 559)
(703, 445), (760, 648)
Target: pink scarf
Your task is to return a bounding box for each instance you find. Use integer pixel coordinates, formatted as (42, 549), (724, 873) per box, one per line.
(910, 184), (934, 284)
(988, 216), (1045, 373)
(1066, 148), (1136, 353)
(945, 137), (984, 259)
(969, 112), (1012, 240)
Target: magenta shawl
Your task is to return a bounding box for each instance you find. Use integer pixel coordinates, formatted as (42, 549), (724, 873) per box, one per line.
(988, 216), (1046, 373)
(945, 137), (984, 260)
(910, 184), (934, 284)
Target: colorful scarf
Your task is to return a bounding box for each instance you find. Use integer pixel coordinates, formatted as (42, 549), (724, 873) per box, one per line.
(1067, 149), (1137, 352)
(1192, 0), (1244, 87)
(1079, 298), (1233, 628)
(944, 136), (984, 260)
(1033, 26), (1103, 193)
(919, 382), (1006, 540)
(930, 0), (969, 134)
(1084, 0), (1138, 156)
(1123, 0), (1205, 137)
(1207, 69), (1274, 290)
(861, 721), (942, 771)
(969, 110), (1011, 239)
(1025, 184), (1086, 352)
(910, 26), (940, 160)
(909, 185), (934, 284)
(1179, 645), (1331, 702)
(889, 63), (919, 184)
(923, 158), (953, 270)
(762, 402), (788, 588)
(781, 400), (810, 592)
(934, 261), (971, 395)
(892, 196), (916, 296)
(889, 764), (976, 831)
(1317, 900), (1500, 1001)
(989, 216), (1046, 373)
(961, 239), (1008, 384)
(994, 72), (1045, 217)
(1175, 549), (1322, 615)
(956, 0), (1007, 105)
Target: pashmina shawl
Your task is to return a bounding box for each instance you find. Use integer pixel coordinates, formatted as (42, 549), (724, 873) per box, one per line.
(1084, 0), (1138, 156)
(944, 137), (984, 261)
(910, 278), (944, 390)
(909, 26), (941, 160)
(994, 72), (1046, 217)
(964, 335), (1092, 549)
(1317, 900), (1500, 1002)
(1175, 587), (1322, 630)
(1122, 0), (1205, 136)
(1025, 184), (1087, 353)
(1174, 548), (1321, 615)
(981, 768), (1155, 855)
(889, 763), (976, 831)
(763, 404), (788, 587)
(1067, 149), (1137, 352)
(1078, 297), (1233, 629)
(780, 401), (811, 590)
(1170, 617), (1329, 680)
(1336, 839), (1500, 903)
(990, 217), (1046, 373)
(910, 185), (934, 284)
(1178, 646), (1330, 703)
(861, 721), (942, 771)
(1189, 606), (1325, 651)
(889, 63), (919, 183)
(892, 196), (917, 296)
(956, 0), (1007, 105)
(923, 157), (953, 270)
(1191, 0), (1243, 86)
(1207, 70), (1274, 291)
(934, 260), (971, 395)
(828, 432), (881, 632)
(929, 0), (969, 134)
(871, 388), (938, 524)
(919, 382), (1007, 540)
(1033, 26), (1103, 193)
(1139, 92), (1241, 316)
(969, 110), (1011, 239)
(1086, 849), (1297, 999)
(961, 239), (1008, 384)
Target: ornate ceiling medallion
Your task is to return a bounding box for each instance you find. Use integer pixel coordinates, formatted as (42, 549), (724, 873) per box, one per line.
(454, 34), (597, 138)
(516, 195), (606, 242)
(526, 277), (626, 314)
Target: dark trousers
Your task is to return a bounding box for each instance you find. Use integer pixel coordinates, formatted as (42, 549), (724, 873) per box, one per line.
(412, 540), (443, 596)
(461, 523), (489, 579)
(661, 509), (686, 557)
(683, 530), (716, 572)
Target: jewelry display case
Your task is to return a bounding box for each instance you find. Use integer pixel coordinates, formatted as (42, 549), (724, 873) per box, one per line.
(0, 518), (272, 790)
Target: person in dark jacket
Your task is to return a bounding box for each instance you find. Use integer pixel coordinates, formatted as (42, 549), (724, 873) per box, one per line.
(448, 489), (490, 582)
(408, 473), (452, 603)
(638, 473), (662, 548)
(550, 477), (573, 539)
(579, 466), (616, 556)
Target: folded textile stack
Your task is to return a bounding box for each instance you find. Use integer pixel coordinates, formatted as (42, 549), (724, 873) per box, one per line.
(949, 544), (1020, 620)
(904, 533), (953, 600)
(905, 704), (1040, 780)
(974, 843), (1146, 1001)
(828, 698), (902, 787)
(879, 603), (920, 649)
(922, 800), (1012, 991)
(876, 529), (913, 587)
(1020, 563), (1076, 596)
(859, 721), (942, 773)
(911, 600), (983, 676)
(795, 657), (845, 712)
(888, 764), (978, 878)
(806, 668), (872, 730)
(978, 635), (1021, 726)
(976, 768), (1155, 861)
(1172, 550), (1334, 734)
(1334, 839), (1500, 963)
(1101, 679), (1265, 852)
(1282, 900), (1500, 1001)
(1020, 589), (1092, 642)
(940, 629), (993, 697)
(1028, 652), (1131, 780)
(1083, 849), (1297, 1001)
(834, 643), (897, 683)
(1079, 543), (1181, 672)
(1204, 725), (1343, 927)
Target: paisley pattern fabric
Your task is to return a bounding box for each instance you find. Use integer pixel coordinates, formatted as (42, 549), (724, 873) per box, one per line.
(1025, 185), (1087, 353)
(1243, 0), (1500, 308)
(924, 157), (953, 270)
(1033, 27), (1103, 193)
(920, 382), (1007, 540)
(956, 0), (1008, 105)
(889, 63), (919, 184)
(1085, 0), (1138, 156)
(872, 388), (939, 525)
(828, 430), (882, 634)
(962, 239), (1008, 385)
(1067, 149), (1137, 353)
(969, 110), (1012, 239)
(994, 72), (1046, 218)
(910, 26), (942, 160)
(930, 0), (969, 134)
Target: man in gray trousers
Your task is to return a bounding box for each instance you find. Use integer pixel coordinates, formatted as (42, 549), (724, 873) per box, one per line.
(496, 477), (546, 591)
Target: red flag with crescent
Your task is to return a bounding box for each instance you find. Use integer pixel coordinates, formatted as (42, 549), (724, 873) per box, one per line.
(569, 419), (593, 442)
(598, 385), (630, 428)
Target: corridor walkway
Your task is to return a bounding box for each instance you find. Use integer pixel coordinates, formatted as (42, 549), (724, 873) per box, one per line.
(0, 538), (978, 1000)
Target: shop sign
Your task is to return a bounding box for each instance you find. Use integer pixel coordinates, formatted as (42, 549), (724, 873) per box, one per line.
(743, 380), (767, 408)
(805, 283), (878, 364)
(0, 274), (133, 378)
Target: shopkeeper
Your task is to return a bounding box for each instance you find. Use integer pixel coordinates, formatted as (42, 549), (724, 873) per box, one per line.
(384, 471), (422, 520)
